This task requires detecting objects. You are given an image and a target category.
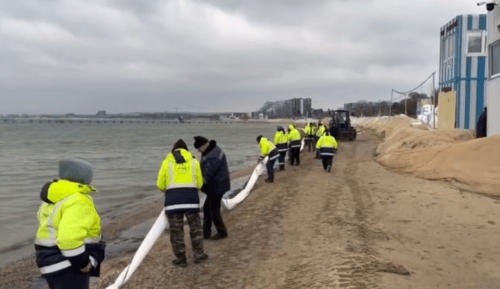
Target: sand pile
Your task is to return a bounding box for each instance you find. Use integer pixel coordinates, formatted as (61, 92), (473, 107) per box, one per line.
(358, 115), (500, 195)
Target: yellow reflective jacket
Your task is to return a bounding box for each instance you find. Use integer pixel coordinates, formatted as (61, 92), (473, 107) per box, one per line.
(259, 137), (276, 157)
(274, 131), (288, 145)
(157, 149), (203, 215)
(316, 125), (326, 137)
(316, 135), (338, 150)
(35, 179), (103, 276)
(304, 124), (312, 135)
(157, 148), (203, 192)
(287, 124), (301, 141)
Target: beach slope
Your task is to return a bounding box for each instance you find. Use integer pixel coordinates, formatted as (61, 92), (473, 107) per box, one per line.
(94, 130), (500, 289)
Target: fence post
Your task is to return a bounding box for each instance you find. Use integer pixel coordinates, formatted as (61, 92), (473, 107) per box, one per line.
(432, 72), (436, 129)
(389, 90), (393, 119)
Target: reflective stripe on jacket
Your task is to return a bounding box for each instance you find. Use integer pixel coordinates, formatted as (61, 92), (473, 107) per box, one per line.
(274, 131), (288, 152)
(287, 125), (302, 148)
(259, 137), (279, 160)
(316, 135), (338, 156)
(35, 180), (103, 276)
(157, 149), (203, 215)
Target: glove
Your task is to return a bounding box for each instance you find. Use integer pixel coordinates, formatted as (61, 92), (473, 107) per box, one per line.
(258, 156), (265, 162)
(80, 256), (97, 273)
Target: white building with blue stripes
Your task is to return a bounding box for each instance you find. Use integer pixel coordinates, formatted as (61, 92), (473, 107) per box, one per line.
(439, 14), (487, 131)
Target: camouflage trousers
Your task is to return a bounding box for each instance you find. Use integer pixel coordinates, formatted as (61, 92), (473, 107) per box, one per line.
(166, 212), (205, 260)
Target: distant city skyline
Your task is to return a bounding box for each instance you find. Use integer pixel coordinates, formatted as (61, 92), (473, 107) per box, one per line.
(0, 0), (486, 114)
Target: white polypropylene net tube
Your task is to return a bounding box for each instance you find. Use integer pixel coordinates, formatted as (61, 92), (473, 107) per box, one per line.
(106, 210), (168, 289)
(107, 156), (269, 289)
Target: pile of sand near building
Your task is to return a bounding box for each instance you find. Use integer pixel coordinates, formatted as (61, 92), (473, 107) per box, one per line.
(358, 115), (500, 195)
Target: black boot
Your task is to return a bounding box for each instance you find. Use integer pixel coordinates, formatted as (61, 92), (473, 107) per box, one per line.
(210, 231), (228, 240)
(172, 258), (188, 268)
(265, 177), (274, 183)
(194, 253), (209, 263)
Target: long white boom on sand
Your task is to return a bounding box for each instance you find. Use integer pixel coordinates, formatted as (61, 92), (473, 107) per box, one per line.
(106, 156), (270, 289)
(221, 156), (268, 210)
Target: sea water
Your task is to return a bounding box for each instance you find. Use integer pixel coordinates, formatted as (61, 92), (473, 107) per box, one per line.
(0, 121), (281, 265)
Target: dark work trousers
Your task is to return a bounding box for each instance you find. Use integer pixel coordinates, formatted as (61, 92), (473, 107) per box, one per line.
(44, 269), (90, 289)
(203, 194), (227, 238)
(167, 212), (205, 260)
(307, 136), (314, 151)
(278, 151), (287, 170)
(321, 156), (333, 170)
(313, 137), (320, 158)
(290, 148), (301, 165)
(266, 156), (277, 180)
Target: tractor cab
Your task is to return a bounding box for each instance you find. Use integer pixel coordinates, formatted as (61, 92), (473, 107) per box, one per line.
(329, 110), (356, 141)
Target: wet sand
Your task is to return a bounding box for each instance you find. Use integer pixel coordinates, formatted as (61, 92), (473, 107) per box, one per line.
(4, 129), (500, 288)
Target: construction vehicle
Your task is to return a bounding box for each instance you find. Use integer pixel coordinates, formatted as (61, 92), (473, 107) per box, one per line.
(329, 110), (356, 141)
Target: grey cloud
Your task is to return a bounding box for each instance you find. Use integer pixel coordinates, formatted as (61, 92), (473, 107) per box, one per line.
(0, 0), (485, 114)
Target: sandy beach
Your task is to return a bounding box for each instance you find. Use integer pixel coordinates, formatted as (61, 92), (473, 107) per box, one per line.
(91, 128), (499, 288)
(3, 120), (500, 289)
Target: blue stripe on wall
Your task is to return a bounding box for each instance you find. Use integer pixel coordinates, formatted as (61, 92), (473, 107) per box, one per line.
(476, 56), (486, 127)
(479, 15), (487, 30)
(468, 15), (473, 30)
(465, 57), (472, 129)
(456, 16), (462, 128)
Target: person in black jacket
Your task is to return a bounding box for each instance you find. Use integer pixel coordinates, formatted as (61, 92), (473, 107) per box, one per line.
(194, 136), (230, 240)
(476, 107), (487, 138)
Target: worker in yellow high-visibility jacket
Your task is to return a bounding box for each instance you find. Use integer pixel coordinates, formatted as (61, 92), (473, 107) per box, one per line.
(314, 122), (326, 159)
(257, 135), (279, 182)
(35, 158), (105, 289)
(157, 139), (208, 267)
(287, 124), (302, 166)
(316, 130), (339, 173)
(304, 123), (315, 152)
(274, 126), (288, 171)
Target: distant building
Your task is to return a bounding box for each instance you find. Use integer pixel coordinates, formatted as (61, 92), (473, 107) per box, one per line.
(256, 98), (312, 119)
(439, 14), (487, 130)
(96, 110), (106, 118)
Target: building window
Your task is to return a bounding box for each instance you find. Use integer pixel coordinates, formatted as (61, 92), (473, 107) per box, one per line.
(490, 40), (500, 79)
(467, 31), (486, 55)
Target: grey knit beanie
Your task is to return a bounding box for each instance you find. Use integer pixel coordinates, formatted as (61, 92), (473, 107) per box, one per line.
(59, 158), (94, 185)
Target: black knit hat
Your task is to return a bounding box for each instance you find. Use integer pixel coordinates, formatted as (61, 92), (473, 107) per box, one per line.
(256, 135), (263, 142)
(193, 136), (209, 149)
(172, 139), (188, 152)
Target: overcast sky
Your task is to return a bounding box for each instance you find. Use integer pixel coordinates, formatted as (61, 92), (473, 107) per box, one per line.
(0, 0), (487, 114)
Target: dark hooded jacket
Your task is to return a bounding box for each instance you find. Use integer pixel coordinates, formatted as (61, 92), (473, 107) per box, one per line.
(476, 108), (487, 138)
(200, 141), (231, 196)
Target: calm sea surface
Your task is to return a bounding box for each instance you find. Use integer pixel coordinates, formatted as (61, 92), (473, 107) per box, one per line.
(0, 121), (279, 263)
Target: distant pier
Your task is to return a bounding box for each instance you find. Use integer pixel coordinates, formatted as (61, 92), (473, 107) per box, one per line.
(0, 118), (251, 124)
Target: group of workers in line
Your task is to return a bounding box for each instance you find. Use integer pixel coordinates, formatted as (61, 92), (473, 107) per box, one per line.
(33, 124), (338, 288)
(34, 136), (230, 288)
(257, 121), (340, 183)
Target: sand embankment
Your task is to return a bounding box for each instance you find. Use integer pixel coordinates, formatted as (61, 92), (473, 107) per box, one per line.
(356, 115), (500, 196)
